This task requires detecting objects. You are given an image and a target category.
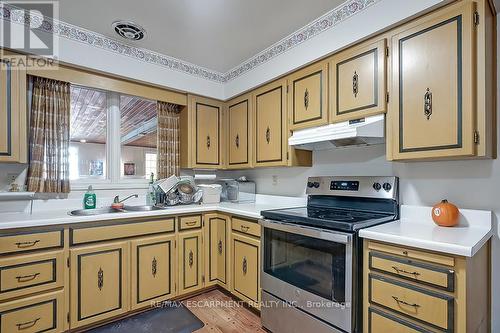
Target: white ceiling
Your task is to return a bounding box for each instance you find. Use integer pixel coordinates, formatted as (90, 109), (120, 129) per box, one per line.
(58, 0), (345, 73)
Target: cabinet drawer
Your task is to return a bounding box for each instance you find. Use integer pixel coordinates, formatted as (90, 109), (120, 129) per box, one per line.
(232, 218), (260, 238)
(179, 215), (202, 231)
(0, 230), (63, 255)
(0, 250), (64, 301)
(71, 218), (175, 244)
(0, 290), (64, 333)
(368, 241), (455, 267)
(369, 307), (434, 333)
(369, 252), (454, 291)
(369, 274), (453, 331)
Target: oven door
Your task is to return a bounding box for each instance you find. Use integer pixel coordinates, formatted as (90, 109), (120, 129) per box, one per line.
(260, 219), (354, 333)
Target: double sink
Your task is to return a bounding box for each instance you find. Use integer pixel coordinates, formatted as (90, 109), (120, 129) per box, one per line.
(70, 205), (165, 216)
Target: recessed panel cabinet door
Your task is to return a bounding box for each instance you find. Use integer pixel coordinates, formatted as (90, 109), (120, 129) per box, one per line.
(254, 80), (287, 166)
(228, 95), (252, 168)
(232, 233), (260, 306)
(390, 3), (475, 160)
(288, 62), (328, 130)
(330, 39), (386, 123)
(70, 242), (129, 329)
(131, 235), (176, 309)
(205, 214), (228, 288)
(196, 102), (220, 166)
(178, 230), (203, 295)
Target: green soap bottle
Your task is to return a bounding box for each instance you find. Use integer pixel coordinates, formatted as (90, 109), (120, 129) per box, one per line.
(83, 185), (96, 209)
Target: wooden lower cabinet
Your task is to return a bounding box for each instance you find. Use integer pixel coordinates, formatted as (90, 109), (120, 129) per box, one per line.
(70, 241), (129, 329)
(231, 232), (260, 307)
(131, 235), (176, 310)
(204, 213), (229, 289)
(178, 230), (204, 295)
(0, 290), (65, 333)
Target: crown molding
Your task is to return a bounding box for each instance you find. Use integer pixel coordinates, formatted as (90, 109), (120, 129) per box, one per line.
(0, 0), (379, 83)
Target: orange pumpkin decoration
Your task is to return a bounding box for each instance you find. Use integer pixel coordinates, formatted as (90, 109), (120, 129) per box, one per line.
(432, 200), (459, 227)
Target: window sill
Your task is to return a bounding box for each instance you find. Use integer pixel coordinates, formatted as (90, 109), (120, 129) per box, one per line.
(70, 180), (149, 191)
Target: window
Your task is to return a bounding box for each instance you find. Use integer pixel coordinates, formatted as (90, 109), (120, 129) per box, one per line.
(120, 95), (157, 179)
(145, 153), (157, 178)
(69, 86), (107, 180)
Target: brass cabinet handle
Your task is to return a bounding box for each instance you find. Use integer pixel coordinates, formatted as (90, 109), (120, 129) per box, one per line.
(424, 88), (432, 120)
(188, 250), (194, 267)
(235, 134), (240, 148)
(185, 221), (197, 226)
(392, 266), (420, 277)
(242, 256), (248, 275)
(265, 127), (271, 144)
(97, 267), (104, 291)
(16, 272), (40, 282)
(392, 296), (420, 308)
(304, 88), (309, 110)
(218, 240), (223, 255)
(16, 317), (40, 330)
(206, 135), (211, 148)
(152, 257), (157, 277)
(15, 240), (40, 248)
(353, 71), (359, 97)
(240, 225), (250, 233)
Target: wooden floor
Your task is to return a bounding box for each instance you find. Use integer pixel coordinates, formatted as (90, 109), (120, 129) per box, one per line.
(183, 289), (266, 333)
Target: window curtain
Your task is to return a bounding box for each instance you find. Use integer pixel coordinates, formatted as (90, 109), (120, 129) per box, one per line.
(26, 77), (71, 193)
(157, 101), (181, 178)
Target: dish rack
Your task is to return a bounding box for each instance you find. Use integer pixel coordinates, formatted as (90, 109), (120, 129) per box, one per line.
(154, 175), (202, 206)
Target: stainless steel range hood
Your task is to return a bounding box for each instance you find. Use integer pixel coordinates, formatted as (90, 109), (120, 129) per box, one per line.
(288, 114), (385, 151)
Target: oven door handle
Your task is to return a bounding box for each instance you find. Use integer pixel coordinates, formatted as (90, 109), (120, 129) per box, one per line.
(259, 219), (352, 244)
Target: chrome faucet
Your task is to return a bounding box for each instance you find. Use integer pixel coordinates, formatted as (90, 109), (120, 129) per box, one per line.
(113, 194), (139, 204)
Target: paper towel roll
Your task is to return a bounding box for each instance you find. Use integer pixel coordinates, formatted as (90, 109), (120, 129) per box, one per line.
(194, 174), (217, 180)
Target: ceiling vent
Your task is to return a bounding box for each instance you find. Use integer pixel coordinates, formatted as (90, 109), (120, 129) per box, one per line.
(112, 21), (146, 41)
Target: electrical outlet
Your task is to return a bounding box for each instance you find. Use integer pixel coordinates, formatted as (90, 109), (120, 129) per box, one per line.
(6, 173), (18, 184)
(272, 175), (278, 186)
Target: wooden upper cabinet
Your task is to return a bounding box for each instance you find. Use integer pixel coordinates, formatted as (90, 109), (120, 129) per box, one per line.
(389, 2), (477, 160)
(288, 61), (328, 130)
(330, 38), (387, 123)
(0, 51), (27, 163)
(227, 94), (252, 169)
(181, 95), (225, 169)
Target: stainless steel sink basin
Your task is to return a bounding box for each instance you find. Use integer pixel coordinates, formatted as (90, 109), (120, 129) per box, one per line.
(69, 205), (164, 216)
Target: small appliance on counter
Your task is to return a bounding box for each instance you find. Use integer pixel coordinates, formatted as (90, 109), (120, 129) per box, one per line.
(217, 176), (256, 203)
(198, 184), (222, 204)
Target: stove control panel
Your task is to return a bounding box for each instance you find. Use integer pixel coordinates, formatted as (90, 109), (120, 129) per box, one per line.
(306, 176), (398, 200)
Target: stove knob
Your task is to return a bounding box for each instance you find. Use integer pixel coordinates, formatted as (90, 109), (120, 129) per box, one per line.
(307, 182), (314, 188)
(383, 182), (392, 192)
(373, 182), (382, 191)
(313, 182), (320, 188)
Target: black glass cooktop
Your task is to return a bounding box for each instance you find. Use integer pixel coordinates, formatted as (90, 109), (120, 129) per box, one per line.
(261, 206), (396, 232)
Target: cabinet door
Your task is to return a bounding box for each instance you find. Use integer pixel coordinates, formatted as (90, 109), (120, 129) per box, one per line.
(0, 51), (27, 163)
(178, 230), (203, 295)
(227, 94), (252, 169)
(389, 3), (476, 160)
(190, 95), (224, 168)
(231, 233), (260, 307)
(330, 38), (386, 123)
(254, 79), (287, 167)
(70, 241), (129, 328)
(205, 214), (228, 288)
(288, 61), (328, 130)
(131, 235), (176, 310)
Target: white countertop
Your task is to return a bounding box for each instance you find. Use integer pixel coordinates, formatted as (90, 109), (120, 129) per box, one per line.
(359, 205), (493, 257)
(0, 195), (306, 230)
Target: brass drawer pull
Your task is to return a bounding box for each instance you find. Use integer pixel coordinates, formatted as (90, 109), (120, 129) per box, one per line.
(152, 257), (157, 277)
(218, 240), (223, 255)
(352, 71), (359, 97)
(240, 225), (250, 233)
(235, 134), (240, 148)
(206, 135), (211, 149)
(97, 267), (104, 291)
(304, 89), (309, 110)
(392, 296), (420, 309)
(185, 221), (197, 226)
(424, 88), (432, 120)
(15, 240), (40, 248)
(392, 266), (421, 277)
(16, 317), (40, 330)
(265, 127), (271, 144)
(188, 250), (194, 267)
(242, 256), (248, 275)
(16, 272), (40, 282)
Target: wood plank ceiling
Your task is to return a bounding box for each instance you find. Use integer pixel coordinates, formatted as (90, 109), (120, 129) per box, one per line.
(70, 86), (158, 148)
